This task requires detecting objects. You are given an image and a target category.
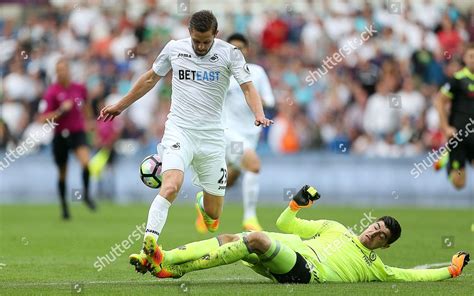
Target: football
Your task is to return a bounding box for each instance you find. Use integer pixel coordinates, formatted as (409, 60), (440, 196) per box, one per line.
(139, 154), (162, 189)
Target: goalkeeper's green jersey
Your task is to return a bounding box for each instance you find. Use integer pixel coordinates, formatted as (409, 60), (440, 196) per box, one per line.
(276, 207), (451, 283)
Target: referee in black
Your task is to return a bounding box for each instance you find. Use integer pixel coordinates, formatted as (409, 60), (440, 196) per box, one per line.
(435, 43), (474, 190)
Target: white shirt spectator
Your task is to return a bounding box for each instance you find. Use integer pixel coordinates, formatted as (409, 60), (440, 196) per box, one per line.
(1, 102), (28, 137)
(397, 90), (425, 120)
(109, 30), (138, 63)
(4, 72), (37, 102)
(412, 0), (443, 30)
(363, 92), (399, 136)
(323, 14), (353, 41)
(301, 18), (323, 63)
(329, 0), (356, 16)
(68, 6), (101, 38)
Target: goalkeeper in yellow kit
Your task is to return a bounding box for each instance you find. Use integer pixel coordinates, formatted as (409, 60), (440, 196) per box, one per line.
(131, 185), (470, 283)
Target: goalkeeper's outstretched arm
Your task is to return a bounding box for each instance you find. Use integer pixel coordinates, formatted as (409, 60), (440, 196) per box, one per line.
(381, 251), (469, 282)
(276, 185), (327, 239)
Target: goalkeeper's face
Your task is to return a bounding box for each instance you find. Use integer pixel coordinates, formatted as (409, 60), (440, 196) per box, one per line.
(189, 29), (217, 56)
(359, 221), (391, 250)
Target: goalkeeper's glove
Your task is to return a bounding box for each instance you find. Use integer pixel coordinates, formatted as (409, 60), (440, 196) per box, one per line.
(289, 185), (321, 211)
(448, 251), (470, 278)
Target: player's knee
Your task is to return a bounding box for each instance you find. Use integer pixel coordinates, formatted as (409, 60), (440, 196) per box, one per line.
(160, 183), (180, 198)
(450, 171), (466, 190)
(247, 159), (260, 173)
(242, 152), (260, 173)
(452, 179), (465, 190)
(245, 232), (271, 253)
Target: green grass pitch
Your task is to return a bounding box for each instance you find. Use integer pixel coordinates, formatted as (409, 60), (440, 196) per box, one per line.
(0, 202), (472, 295)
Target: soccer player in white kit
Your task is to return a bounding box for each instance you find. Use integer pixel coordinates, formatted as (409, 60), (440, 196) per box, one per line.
(219, 33), (275, 232)
(98, 10), (273, 274)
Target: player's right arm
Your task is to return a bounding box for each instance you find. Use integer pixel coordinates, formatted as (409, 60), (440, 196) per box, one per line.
(98, 69), (161, 121)
(276, 185), (328, 239)
(99, 40), (174, 122)
(434, 79), (457, 138)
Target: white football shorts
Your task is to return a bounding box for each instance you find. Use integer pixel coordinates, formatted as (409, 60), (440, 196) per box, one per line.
(158, 120), (227, 196)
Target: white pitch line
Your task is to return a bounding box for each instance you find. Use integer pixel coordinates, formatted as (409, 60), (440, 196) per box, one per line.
(412, 262), (451, 269)
(1, 278), (263, 288)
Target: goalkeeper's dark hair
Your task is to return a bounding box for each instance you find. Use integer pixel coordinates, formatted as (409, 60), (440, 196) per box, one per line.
(189, 10), (218, 34)
(227, 33), (249, 47)
(378, 216), (401, 244)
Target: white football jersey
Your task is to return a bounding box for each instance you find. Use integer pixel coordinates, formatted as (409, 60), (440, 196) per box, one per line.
(152, 38), (252, 131)
(224, 63), (275, 136)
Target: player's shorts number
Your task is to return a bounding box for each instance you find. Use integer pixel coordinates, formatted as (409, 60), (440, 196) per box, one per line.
(218, 168), (227, 185)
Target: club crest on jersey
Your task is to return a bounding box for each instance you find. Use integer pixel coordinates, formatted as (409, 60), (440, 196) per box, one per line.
(171, 142), (181, 150)
(178, 53), (192, 58)
(210, 53), (219, 62)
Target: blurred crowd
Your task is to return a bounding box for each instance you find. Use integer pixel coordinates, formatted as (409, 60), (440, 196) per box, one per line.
(1, 0), (474, 157)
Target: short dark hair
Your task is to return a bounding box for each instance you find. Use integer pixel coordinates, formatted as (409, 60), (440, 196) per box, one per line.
(378, 216), (401, 245)
(227, 33), (249, 47)
(189, 10), (218, 34)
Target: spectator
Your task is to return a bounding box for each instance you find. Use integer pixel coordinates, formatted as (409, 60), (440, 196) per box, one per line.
(1, 0), (472, 159)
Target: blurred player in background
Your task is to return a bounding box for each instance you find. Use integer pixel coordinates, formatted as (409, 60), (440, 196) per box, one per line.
(218, 33), (275, 232)
(98, 10), (272, 274)
(89, 96), (124, 200)
(435, 43), (474, 189)
(39, 58), (96, 220)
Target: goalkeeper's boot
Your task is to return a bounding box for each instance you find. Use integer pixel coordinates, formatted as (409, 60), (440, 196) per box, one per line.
(142, 235), (164, 275)
(195, 191), (220, 233)
(448, 251), (470, 277)
(129, 251), (150, 274)
(154, 264), (183, 279)
(243, 217), (263, 231)
(434, 150), (449, 171)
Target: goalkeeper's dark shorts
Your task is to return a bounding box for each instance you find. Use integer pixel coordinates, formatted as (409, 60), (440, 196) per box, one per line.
(271, 252), (312, 284)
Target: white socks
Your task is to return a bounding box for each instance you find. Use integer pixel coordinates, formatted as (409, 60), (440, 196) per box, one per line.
(242, 171), (259, 221)
(145, 194), (171, 241)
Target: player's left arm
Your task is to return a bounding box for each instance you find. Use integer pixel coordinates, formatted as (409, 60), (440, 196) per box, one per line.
(379, 251), (469, 282)
(256, 67), (275, 108)
(229, 47), (272, 127)
(240, 82), (273, 127)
